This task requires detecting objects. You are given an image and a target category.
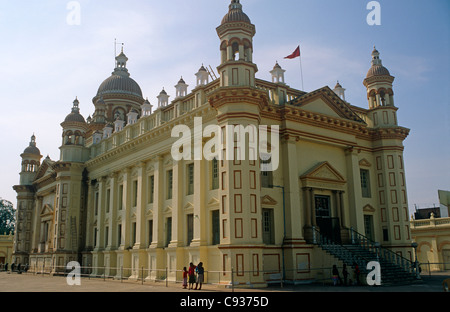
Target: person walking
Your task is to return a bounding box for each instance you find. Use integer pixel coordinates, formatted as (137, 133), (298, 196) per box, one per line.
(353, 262), (361, 285)
(332, 265), (341, 286)
(342, 263), (348, 286)
(195, 262), (204, 290)
(188, 262), (196, 290)
(182, 267), (188, 289)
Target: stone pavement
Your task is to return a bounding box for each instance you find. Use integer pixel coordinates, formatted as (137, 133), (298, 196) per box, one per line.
(0, 271), (448, 293)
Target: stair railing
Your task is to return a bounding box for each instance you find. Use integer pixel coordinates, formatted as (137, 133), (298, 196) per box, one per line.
(349, 227), (417, 276)
(312, 226), (369, 271)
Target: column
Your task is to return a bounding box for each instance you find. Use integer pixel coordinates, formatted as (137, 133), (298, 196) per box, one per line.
(304, 188), (311, 228)
(282, 136), (303, 240)
(310, 188), (317, 227)
(345, 148), (364, 232)
(192, 158), (206, 247)
(169, 160), (183, 247)
(134, 162), (145, 249)
(150, 157), (164, 248)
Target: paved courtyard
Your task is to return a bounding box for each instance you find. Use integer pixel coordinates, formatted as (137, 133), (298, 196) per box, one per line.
(0, 271), (448, 292)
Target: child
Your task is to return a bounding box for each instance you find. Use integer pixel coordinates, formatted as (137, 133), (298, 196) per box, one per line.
(182, 267), (188, 289)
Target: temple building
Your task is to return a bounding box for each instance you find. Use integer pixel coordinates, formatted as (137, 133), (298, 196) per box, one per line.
(12, 0), (415, 286)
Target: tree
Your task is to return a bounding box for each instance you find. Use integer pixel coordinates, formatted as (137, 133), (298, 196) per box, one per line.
(0, 198), (15, 235)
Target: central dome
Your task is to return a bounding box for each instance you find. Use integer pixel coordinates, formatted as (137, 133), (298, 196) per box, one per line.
(221, 0), (251, 25)
(95, 50), (143, 100)
(97, 74), (143, 98)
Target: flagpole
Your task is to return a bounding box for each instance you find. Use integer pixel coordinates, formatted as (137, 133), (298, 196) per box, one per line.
(299, 46), (304, 91)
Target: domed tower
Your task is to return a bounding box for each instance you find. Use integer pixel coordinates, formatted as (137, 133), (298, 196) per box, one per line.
(91, 48), (144, 131)
(363, 47), (397, 127)
(60, 97), (90, 162)
(364, 47), (412, 253)
(216, 0), (257, 87)
(207, 0), (270, 287)
(19, 134), (42, 185)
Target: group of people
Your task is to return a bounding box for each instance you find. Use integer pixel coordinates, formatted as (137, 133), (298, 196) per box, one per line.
(182, 262), (204, 290)
(0, 262), (29, 274)
(332, 263), (361, 286)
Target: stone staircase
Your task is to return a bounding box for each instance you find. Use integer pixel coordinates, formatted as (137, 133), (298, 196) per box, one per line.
(312, 227), (421, 286)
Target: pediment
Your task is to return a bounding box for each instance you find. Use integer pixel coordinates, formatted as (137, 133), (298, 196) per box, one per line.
(34, 158), (55, 181)
(184, 202), (194, 210)
(291, 87), (365, 123)
(40, 204), (53, 217)
(261, 195), (277, 206)
(363, 204), (376, 213)
(300, 162), (346, 190)
(207, 197), (220, 207)
(359, 158), (372, 167)
(301, 162), (346, 182)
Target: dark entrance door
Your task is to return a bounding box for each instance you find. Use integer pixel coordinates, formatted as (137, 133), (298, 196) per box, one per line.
(315, 195), (341, 244)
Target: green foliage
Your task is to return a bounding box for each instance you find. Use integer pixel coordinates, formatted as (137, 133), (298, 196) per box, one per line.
(0, 199), (15, 235)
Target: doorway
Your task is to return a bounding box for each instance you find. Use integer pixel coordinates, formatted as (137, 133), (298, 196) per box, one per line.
(364, 215), (375, 241)
(315, 195), (341, 243)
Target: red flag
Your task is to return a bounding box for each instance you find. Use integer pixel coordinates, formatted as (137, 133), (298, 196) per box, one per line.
(285, 46), (300, 59)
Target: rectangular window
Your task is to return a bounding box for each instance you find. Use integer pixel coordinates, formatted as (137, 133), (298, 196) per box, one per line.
(94, 192), (99, 215)
(187, 164), (194, 195)
(148, 220), (153, 246)
(131, 222), (137, 246)
(212, 158), (219, 190)
(165, 217), (172, 247)
(167, 170), (173, 199)
(149, 176), (154, 203)
(212, 210), (220, 245)
(261, 159), (273, 188)
(187, 214), (194, 245)
(132, 180), (138, 207)
(382, 227), (389, 242)
(118, 185), (123, 210)
(262, 209), (275, 245)
(360, 169), (371, 198)
(105, 226), (109, 246)
(118, 224), (122, 246)
(94, 227), (97, 247)
(106, 189), (110, 213)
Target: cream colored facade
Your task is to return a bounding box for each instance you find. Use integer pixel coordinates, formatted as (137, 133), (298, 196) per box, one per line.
(0, 233), (13, 265)
(13, 1), (414, 286)
(411, 191), (450, 271)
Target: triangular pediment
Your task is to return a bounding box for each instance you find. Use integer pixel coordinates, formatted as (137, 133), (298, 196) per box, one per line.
(40, 204), (53, 217)
(261, 195), (277, 206)
(301, 162), (346, 184)
(208, 197), (220, 206)
(34, 158), (55, 181)
(184, 202), (194, 210)
(363, 204), (376, 213)
(359, 158), (372, 167)
(291, 87), (365, 123)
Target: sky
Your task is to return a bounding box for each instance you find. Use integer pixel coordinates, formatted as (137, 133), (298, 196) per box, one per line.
(0, 0), (449, 214)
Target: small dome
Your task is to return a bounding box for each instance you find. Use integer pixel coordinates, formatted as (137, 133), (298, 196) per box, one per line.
(221, 0), (251, 25)
(366, 46), (391, 78)
(23, 135), (41, 156)
(63, 98), (86, 123)
(23, 145), (41, 155)
(366, 65), (391, 78)
(64, 112), (86, 123)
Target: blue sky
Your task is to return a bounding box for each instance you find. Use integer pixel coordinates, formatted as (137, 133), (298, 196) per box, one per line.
(0, 0), (449, 213)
